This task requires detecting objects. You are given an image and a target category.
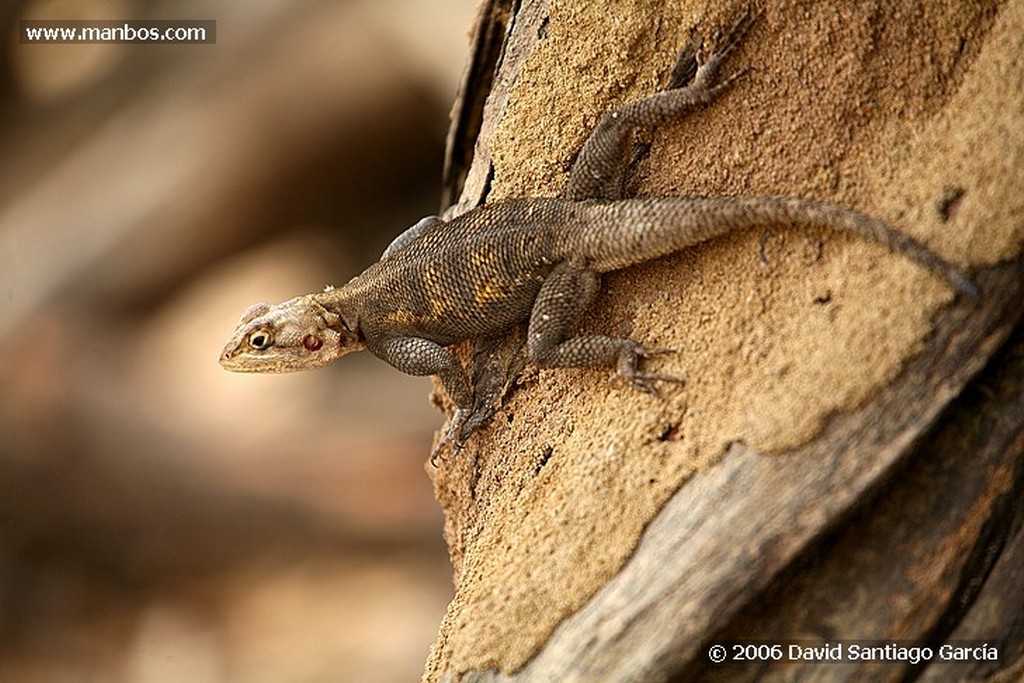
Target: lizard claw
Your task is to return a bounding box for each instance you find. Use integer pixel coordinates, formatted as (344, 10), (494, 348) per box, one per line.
(637, 346), (674, 359)
(706, 65), (751, 98)
(626, 373), (684, 395)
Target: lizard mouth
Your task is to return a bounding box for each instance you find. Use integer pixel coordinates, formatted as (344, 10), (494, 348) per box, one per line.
(218, 346), (253, 372)
(218, 347), (316, 373)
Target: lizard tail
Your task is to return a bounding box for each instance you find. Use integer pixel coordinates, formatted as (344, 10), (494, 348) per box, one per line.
(575, 196), (977, 296)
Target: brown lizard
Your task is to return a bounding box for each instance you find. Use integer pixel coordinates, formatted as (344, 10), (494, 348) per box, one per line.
(219, 9), (975, 454)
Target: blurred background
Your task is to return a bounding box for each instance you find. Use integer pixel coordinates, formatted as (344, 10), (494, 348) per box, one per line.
(0, 0), (478, 680)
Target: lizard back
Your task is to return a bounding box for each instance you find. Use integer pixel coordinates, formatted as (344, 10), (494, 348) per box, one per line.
(340, 198), (568, 344)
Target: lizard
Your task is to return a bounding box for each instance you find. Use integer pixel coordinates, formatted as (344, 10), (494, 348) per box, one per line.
(219, 8), (976, 457)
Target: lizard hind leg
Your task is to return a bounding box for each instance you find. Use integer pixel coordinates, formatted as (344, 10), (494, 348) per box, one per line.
(562, 7), (760, 202)
(527, 260), (682, 393)
(458, 327), (530, 441)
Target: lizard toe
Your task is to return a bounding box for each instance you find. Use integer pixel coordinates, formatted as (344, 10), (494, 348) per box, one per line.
(616, 343), (684, 394)
(618, 371), (685, 397)
(667, 37), (701, 90)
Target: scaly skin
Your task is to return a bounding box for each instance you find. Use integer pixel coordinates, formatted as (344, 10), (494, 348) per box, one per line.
(219, 8), (975, 455)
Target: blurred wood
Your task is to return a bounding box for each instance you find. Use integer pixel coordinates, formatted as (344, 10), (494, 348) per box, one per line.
(441, 265), (1022, 683)
(0, 4), (458, 677)
(0, 2), (445, 336)
(428, 1), (1024, 681)
(0, 0), (450, 571)
(524, 263), (1023, 683)
(441, 0), (515, 212)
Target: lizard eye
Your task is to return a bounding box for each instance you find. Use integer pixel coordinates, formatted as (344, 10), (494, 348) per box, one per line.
(248, 330), (273, 350)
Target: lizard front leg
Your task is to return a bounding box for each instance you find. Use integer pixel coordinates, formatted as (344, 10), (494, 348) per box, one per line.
(369, 336), (473, 407)
(527, 259), (680, 392)
(367, 336), (474, 456)
(564, 7), (759, 201)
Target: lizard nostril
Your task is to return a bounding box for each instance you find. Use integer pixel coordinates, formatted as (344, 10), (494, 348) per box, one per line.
(303, 335), (324, 351)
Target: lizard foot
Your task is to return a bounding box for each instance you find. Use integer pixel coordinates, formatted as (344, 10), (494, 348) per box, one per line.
(430, 408), (468, 466)
(459, 404), (498, 442)
(667, 35), (701, 90)
(616, 344), (684, 395)
(691, 5), (761, 94)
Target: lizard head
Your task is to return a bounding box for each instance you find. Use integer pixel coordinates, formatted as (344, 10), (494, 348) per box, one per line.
(219, 295), (363, 373)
